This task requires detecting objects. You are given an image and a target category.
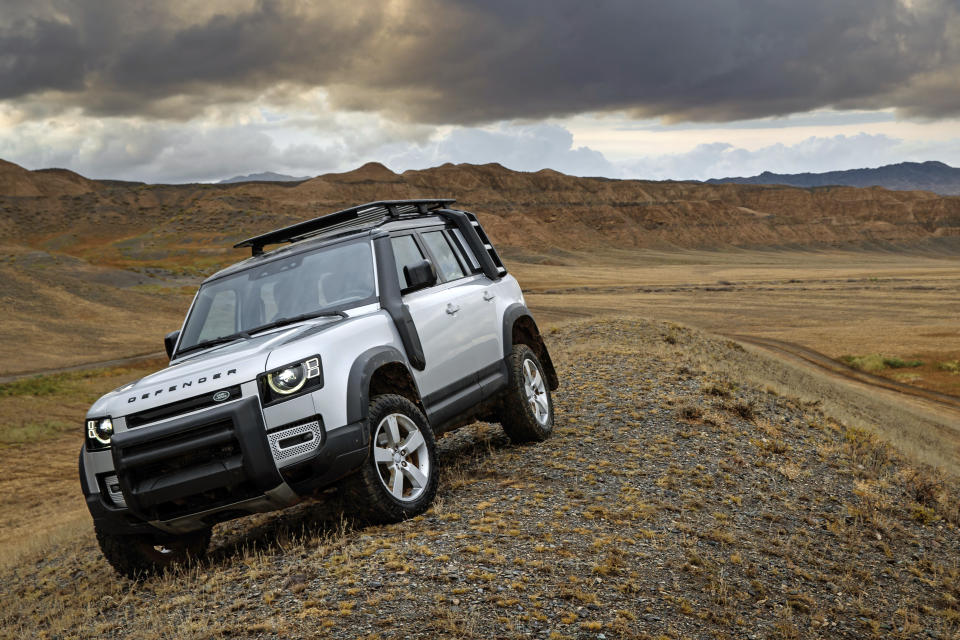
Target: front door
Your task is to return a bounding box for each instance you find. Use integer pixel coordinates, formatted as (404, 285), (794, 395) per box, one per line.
(390, 231), (500, 415)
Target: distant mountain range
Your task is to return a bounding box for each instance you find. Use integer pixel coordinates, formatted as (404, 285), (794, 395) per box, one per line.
(707, 161), (960, 195)
(218, 171), (309, 184)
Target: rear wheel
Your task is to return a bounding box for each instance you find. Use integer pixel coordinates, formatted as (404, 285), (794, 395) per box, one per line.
(498, 344), (554, 443)
(95, 525), (211, 580)
(340, 394), (439, 523)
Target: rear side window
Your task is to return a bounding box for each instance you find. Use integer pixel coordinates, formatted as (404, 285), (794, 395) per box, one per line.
(391, 235), (424, 288)
(450, 228), (481, 272)
(422, 231), (466, 281)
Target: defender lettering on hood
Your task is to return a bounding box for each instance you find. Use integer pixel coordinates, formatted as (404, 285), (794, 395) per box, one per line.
(127, 368), (237, 403)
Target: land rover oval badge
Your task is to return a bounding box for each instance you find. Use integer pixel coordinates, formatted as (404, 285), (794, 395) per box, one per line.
(213, 390), (231, 402)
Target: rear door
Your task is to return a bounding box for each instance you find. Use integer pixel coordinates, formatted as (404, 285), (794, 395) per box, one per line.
(418, 228), (500, 376)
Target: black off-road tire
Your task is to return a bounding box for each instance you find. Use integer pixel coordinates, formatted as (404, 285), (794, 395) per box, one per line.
(95, 524), (211, 580)
(340, 394), (439, 524)
(498, 344), (554, 443)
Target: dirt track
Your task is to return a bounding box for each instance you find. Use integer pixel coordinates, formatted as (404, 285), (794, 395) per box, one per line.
(726, 334), (960, 415)
(0, 351), (164, 384)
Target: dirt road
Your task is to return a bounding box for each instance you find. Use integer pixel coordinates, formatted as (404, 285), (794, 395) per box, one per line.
(0, 352), (164, 384)
(726, 334), (960, 415)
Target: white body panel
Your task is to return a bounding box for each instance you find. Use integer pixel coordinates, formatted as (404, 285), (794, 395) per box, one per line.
(405, 274), (501, 396)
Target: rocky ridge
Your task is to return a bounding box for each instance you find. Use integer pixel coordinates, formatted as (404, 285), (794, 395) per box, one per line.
(1, 319), (957, 639)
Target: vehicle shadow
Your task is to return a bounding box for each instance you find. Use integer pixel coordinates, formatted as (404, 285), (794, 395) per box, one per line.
(200, 422), (512, 568)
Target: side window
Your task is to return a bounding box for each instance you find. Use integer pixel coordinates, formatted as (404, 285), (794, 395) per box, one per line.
(422, 230), (466, 282)
(391, 235), (425, 288)
(450, 228), (481, 273)
(197, 290), (237, 341)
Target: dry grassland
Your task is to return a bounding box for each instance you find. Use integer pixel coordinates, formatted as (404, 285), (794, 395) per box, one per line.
(2, 319), (959, 639)
(509, 247), (960, 396)
(1, 244), (958, 638)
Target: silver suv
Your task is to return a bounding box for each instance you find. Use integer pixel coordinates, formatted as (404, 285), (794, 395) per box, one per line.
(79, 199), (559, 578)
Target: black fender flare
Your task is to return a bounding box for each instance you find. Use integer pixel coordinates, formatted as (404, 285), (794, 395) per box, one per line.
(502, 303), (559, 390)
(346, 345), (419, 427)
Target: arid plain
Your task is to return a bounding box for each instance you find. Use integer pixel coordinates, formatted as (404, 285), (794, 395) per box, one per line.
(2, 159), (960, 638)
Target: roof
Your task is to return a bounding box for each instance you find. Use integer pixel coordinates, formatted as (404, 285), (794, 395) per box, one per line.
(205, 199), (456, 283)
(233, 199), (455, 256)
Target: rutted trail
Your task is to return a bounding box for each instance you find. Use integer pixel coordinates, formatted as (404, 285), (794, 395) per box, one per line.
(726, 334), (960, 415)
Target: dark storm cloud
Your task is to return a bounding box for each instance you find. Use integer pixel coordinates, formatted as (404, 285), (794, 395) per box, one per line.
(1, 0), (959, 123)
(0, 13), (87, 98)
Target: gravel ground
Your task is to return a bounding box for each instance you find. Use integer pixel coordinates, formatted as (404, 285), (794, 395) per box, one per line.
(2, 318), (958, 639)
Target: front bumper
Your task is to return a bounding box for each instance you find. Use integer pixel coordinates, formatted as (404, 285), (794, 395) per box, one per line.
(81, 395), (368, 535)
(111, 396), (281, 522)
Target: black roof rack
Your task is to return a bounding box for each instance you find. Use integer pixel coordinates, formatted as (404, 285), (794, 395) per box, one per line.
(234, 198), (456, 256)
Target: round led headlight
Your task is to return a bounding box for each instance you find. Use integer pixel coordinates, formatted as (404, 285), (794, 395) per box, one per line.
(267, 365), (306, 395)
(88, 418), (114, 445)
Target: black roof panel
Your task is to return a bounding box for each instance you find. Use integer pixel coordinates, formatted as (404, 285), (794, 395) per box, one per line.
(233, 199), (455, 256)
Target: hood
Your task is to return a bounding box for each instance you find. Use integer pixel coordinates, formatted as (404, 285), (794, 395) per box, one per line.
(87, 319), (339, 419)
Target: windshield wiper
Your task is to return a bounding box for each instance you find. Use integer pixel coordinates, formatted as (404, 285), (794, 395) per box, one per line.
(174, 311), (346, 358)
(175, 331), (250, 358)
(246, 310), (348, 336)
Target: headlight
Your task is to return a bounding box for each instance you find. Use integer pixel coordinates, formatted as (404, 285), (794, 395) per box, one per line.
(260, 356), (322, 405)
(267, 365), (307, 395)
(86, 417), (114, 449)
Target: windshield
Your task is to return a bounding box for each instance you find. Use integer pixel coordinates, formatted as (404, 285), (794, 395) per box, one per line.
(177, 239), (376, 354)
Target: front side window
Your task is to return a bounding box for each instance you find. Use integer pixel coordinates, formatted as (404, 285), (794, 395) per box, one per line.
(422, 230), (466, 281)
(179, 240), (375, 352)
(391, 235), (425, 289)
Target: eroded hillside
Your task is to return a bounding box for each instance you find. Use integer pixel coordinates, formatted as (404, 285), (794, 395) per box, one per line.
(2, 159), (960, 374)
(3, 160), (960, 256)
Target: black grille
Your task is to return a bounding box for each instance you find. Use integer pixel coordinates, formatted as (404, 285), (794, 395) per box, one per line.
(126, 385), (242, 428)
(116, 417), (259, 521)
(126, 419), (239, 477)
(111, 396), (281, 523)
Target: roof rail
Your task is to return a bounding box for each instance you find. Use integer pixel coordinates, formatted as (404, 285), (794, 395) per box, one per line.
(234, 198), (456, 256)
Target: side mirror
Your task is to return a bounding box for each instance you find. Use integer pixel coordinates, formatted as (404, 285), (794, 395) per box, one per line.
(403, 259), (437, 293)
(164, 330), (181, 359)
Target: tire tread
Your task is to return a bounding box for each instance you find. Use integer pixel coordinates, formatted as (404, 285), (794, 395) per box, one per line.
(499, 344), (554, 443)
(339, 394), (438, 524)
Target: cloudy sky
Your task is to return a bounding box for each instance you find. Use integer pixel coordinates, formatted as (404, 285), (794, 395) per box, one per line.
(2, 0), (960, 183)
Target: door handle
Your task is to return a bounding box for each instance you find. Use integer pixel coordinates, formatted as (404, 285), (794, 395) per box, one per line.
(446, 303), (460, 315)
(483, 291), (495, 302)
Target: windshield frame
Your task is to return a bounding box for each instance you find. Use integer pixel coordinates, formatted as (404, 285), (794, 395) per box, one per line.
(172, 236), (379, 359)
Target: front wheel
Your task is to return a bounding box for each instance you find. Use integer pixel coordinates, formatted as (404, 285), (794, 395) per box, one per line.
(498, 344), (554, 443)
(340, 394), (439, 523)
(95, 525), (211, 580)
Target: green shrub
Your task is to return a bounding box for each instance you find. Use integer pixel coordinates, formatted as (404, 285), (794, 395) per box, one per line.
(0, 375), (66, 397)
(937, 360), (960, 374)
(840, 354), (922, 372)
(840, 354), (886, 372)
(882, 357), (923, 369)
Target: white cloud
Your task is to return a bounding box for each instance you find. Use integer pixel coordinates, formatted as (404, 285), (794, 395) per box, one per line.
(0, 114), (616, 182)
(385, 123), (615, 177)
(618, 133), (960, 180)
(3, 105), (960, 184)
